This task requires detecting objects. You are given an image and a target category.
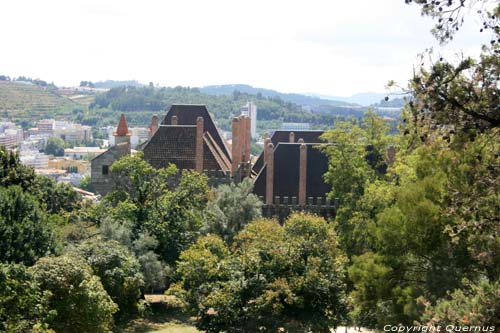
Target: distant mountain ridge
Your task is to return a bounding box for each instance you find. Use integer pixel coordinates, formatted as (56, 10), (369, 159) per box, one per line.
(199, 84), (357, 107)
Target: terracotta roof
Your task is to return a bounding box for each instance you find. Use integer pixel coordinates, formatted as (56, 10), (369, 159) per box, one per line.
(253, 130), (325, 174)
(253, 143), (331, 203)
(161, 105), (231, 160)
(114, 114), (130, 136)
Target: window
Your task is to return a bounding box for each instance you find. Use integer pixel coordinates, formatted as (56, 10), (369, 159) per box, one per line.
(102, 165), (109, 175)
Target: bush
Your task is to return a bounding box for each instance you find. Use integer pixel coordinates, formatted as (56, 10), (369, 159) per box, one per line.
(30, 256), (118, 333)
(68, 239), (144, 320)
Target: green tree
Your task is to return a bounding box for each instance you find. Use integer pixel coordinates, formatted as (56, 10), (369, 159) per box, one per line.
(170, 213), (348, 333)
(421, 279), (500, 328)
(0, 186), (55, 265)
(30, 256), (118, 333)
(0, 263), (53, 333)
(68, 239), (144, 320)
(0, 147), (37, 192)
(44, 137), (65, 157)
(203, 178), (262, 242)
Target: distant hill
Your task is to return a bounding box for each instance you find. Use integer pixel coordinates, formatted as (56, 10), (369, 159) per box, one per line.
(200, 84), (355, 107)
(93, 80), (145, 89)
(0, 81), (82, 124)
(307, 92), (393, 106)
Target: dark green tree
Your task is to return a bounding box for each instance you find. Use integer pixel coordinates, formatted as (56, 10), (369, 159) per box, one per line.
(44, 137), (65, 157)
(0, 186), (55, 265)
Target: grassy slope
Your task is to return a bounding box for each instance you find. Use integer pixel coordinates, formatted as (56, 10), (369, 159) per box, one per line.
(0, 81), (82, 122)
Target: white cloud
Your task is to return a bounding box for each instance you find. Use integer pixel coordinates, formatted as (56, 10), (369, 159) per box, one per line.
(0, 0), (489, 96)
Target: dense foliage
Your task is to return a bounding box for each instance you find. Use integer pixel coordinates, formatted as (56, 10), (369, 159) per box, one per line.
(169, 213), (348, 333)
(30, 256), (118, 333)
(203, 178), (262, 242)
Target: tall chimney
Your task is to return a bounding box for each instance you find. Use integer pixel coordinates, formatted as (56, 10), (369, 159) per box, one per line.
(266, 143), (274, 205)
(244, 116), (251, 162)
(299, 140), (307, 206)
(195, 116), (204, 173)
(149, 114), (159, 138)
(171, 115), (178, 125)
(289, 132), (295, 143)
(263, 137), (271, 165)
(232, 117), (241, 176)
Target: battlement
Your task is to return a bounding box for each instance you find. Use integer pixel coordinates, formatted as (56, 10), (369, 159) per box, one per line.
(258, 195), (338, 221)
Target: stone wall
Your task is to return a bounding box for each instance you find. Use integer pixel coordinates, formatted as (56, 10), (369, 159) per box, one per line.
(90, 144), (129, 195)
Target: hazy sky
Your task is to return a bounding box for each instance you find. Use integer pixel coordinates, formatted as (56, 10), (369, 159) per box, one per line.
(0, 0), (488, 96)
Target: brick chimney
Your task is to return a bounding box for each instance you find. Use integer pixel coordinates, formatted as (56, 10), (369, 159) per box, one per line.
(298, 139), (307, 206)
(114, 114), (131, 146)
(149, 114), (159, 138)
(244, 116), (251, 162)
(289, 131), (295, 143)
(171, 115), (178, 125)
(263, 137), (271, 165)
(232, 117), (241, 176)
(265, 143), (274, 205)
(195, 116), (204, 173)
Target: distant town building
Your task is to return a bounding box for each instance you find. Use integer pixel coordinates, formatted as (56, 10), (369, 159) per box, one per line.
(54, 121), (93, 143)
(240, 101), (257, 139)
(49, 157), (90, 174)
(130, 127), (150, 149)
(281, 122), (310, 131)
(64, 147), (106, 160)
(0, 122), (23, 149)
(37, 119), (55, 136)
(33, 119), (93, 143)
(20, 151), (49, 169)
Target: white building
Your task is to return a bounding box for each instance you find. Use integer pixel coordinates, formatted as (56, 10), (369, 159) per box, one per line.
(64, 147), (106, 160)
(240, 101), (257, 139)
(20, 151), (49, 169)
(54, 121), (93, 143)
(130, 127), (150, 149)
(34, 119), (93, 143)
(0, 122), (23, 149)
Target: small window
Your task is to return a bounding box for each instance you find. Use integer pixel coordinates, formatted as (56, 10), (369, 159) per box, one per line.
(102, 165), (109, 175)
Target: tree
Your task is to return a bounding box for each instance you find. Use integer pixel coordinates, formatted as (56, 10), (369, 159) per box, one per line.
(0, 263), (53, 333)
(420, 279), (500, 328)
(44, 137), (65, 157)
(34, 176), (81, 214)
(203, 178), (262, 242)
(0, 147), (37, 192)
(0, 186), (55, 265)
(321, 110), (393, 258)
(170, 213), (348, 333)
(30, 256), (118, 333)
(68, 239), (144, 320)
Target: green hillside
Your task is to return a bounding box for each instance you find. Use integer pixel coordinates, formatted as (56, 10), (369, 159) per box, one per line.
(0, 81), (82, 123)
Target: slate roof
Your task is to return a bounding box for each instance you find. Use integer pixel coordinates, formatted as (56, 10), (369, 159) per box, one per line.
(161, 104), (231, 160)
(253, 130), (325, 174)
(253, 143), (331, 204)
(142, 125), (231, 172)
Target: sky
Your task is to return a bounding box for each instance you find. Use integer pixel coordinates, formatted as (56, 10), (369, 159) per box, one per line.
(0, 0), (489, 96)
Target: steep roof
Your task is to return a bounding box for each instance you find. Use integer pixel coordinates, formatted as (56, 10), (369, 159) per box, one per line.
(253, 143), (331, 204)
(114, 114), (130, 136)
(142, 125), (230, 172)
(253, 130), (325, 174)
(161, 104), (231, 160)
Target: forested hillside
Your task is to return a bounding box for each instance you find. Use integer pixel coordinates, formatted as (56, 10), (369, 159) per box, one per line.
(85, 85), (362, 132)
